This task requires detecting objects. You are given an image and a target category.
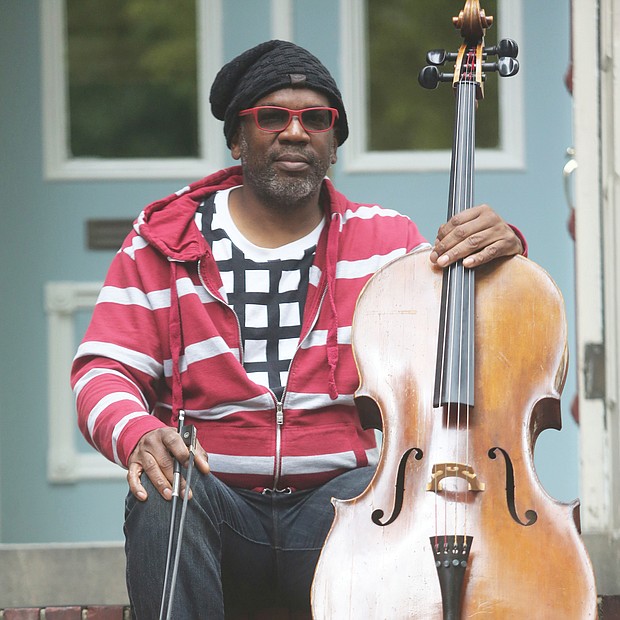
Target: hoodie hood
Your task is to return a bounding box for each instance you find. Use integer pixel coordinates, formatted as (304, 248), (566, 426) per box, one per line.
(134, 166), (246, 262)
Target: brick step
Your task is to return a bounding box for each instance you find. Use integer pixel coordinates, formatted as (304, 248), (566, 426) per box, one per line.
(0, 609), (306, 620)
(0, 607), (129, 619)
(2, 600), (619, 619)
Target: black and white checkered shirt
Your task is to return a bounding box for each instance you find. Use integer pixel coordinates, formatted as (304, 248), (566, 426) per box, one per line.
(198, 188), (324, 400)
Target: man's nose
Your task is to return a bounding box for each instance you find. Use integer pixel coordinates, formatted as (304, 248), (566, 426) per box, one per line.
(278, 115), (310, 141)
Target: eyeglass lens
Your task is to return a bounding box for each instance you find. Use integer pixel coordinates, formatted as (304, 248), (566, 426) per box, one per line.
(256, 108), (334, 132)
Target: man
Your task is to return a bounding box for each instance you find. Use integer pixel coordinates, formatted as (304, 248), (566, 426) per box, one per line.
(72, 40), (524, 618)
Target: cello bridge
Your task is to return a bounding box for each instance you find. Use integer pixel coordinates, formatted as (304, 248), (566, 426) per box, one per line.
(427, 462), (485, 493)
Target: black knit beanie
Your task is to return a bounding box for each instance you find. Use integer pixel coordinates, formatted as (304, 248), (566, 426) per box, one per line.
(210, 40), (349, 148)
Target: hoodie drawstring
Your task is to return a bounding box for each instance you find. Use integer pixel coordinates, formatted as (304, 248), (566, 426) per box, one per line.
(325, 213), (341, 400)
(168, 261), (185, 424)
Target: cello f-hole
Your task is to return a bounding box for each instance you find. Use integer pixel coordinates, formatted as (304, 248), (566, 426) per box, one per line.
(371, 447), (423, 527)
(488, 446), (538, 526)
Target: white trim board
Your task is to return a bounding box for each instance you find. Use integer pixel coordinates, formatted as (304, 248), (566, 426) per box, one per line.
(45, 281), (124, 482)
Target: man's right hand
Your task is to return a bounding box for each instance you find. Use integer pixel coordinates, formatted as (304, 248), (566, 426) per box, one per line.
(127, 427), (210, 501)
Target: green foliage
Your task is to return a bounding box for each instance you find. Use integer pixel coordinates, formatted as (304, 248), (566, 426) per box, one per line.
(368, 0), (499, 151)
(66, 0), (198, 158)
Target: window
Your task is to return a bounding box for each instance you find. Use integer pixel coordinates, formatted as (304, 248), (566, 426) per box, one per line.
(66, 0), (199, 159)
(41, 0), (223, 180)
(368, 0), (499, 151)
(340, 0), (524, 172)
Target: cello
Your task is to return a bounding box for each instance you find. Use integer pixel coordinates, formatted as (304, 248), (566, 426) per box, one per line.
(311, 1), (598, 617)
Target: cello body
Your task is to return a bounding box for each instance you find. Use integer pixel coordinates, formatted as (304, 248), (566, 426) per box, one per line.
(311, 249), (598, 618)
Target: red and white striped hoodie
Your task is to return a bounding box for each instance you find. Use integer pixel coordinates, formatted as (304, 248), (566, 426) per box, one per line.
(71, 166), (427, 491)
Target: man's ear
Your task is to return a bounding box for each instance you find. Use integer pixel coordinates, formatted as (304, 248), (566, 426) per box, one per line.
(230, 128), (242, 160)
(330, 135), (338, 165)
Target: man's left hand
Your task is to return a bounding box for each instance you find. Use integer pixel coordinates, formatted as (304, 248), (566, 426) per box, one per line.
(429, 204), (524, 269)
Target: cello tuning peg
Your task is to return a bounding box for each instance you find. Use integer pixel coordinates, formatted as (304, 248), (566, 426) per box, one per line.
(418, 65), (454, 89)
(497, 57), (519, 77)
(426, 49), (447, 66)
(481, 57), (519, 78)
(426, 49), (459, 66)
(484, 38), (519, 59)
(419, 66), (440, 89)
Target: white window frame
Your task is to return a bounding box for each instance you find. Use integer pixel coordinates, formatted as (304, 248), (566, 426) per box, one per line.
(41, 0), (224, 181)
(45, 281), (124, 482)
(340, 0), (525, 173)
(271, 0), (293, 41)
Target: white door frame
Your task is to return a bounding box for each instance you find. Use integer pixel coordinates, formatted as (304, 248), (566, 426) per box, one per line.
(573, 0), (620, 595)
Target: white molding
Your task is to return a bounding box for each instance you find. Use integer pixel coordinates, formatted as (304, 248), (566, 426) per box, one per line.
(599, 0), (620, 536)
(340, 0), (525, 173)
(271, 0), (293, 41)
(40, 0), (224, 181)
(45, 281), (124, 482)
(573, 0), (620, 593)
(572, 0), (608, 534)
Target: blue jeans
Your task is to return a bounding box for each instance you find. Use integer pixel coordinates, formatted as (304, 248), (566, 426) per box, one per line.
(124, 466), (375, 619)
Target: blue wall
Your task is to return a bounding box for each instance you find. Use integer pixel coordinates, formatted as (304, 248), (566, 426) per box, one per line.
(0, 0), (575, 543)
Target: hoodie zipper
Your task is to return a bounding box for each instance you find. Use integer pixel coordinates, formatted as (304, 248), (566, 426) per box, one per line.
(273, 400), (285, 489)
(271, 285), (328, 490)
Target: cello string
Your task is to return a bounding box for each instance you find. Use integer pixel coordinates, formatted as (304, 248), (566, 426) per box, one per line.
(436, 268), (448, 547)
(450, 56), (469, 545)
(457, 54), (469, 542)
(453, 79), (465, 543)
(463, 50), (476, 540)
(466, 51), (478, 546)
(455, 50), (477, 546)
(457, 65), (473, 545)
(463, 56), (477, 545)
(444, 258), (453, 546)
(435, 251), (448, 547)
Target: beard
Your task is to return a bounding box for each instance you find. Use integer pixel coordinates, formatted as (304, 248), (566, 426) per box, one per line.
(237, 131), (335, 210)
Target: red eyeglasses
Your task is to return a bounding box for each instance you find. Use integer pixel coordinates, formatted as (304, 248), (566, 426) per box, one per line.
(238, 106), (339, 134)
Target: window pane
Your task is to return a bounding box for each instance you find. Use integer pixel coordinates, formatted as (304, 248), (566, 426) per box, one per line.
(66, 0), (198, 159)
(367, 0), (499, 151)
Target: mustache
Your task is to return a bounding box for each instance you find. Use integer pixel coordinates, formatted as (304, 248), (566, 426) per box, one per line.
(271, 148), (317, 165)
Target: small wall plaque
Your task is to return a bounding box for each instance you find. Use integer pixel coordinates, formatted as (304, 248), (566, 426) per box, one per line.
(87, 219), (134, 250)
